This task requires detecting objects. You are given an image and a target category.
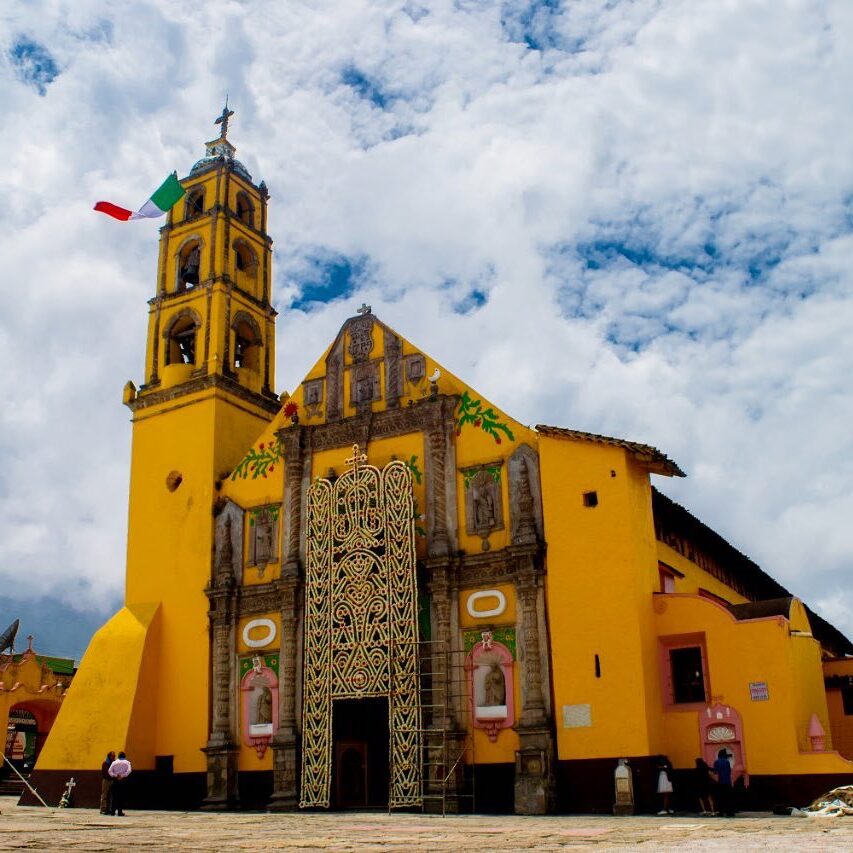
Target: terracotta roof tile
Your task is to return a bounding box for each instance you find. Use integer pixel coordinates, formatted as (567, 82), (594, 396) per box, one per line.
(534, 425), (685, 477)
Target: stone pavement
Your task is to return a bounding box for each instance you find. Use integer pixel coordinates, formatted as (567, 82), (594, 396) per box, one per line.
(1, 797), (852, 851)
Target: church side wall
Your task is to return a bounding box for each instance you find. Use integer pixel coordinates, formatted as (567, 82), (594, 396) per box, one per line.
(538, 436), (659, 761)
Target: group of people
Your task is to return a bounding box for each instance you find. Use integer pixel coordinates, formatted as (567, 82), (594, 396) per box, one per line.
(656, 749), (738, 816)
(99, 751), (132, 816)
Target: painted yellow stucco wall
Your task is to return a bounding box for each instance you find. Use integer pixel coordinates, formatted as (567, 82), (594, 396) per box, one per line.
(538, 434), (662, 761)
(655, 594), (852, 775)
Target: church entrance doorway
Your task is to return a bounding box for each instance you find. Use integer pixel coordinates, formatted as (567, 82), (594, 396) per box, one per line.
(332, 698), (390, 809)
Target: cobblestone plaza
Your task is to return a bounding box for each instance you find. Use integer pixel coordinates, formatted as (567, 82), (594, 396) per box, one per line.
(2, 797), (852, 850)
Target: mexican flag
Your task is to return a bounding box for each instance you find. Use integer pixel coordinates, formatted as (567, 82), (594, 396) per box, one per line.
(94, 172), (186, 221)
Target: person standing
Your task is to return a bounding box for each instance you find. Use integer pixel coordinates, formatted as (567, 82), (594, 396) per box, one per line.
(99, 751), (116, 815)
(108, 751), (132, 816)
(694, 757), (716, 816)
(712, 748), (735, 817)
(656, 755), (674, 815)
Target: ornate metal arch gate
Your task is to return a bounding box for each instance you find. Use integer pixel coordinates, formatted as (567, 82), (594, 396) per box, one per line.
(300, 445), (422, 808)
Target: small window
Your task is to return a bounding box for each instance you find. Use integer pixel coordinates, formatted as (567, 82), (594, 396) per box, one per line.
(232, 317), (261, 371)
(842, 686), (853, 716)
(659, 568), (676, 594)
(184, 189), (204, 221)
(165, 314), (198, 366)
(670, 646), (707, 704)
(235, 192), (254, 227)
(583, 491), (598, 508)
(176, 241), (201, 291)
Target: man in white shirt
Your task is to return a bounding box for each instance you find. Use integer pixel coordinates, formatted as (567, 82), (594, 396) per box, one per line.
(107, 751), (132, 816)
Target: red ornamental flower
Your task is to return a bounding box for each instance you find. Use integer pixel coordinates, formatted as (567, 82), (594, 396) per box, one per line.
(259, 443), (265, 450)
(474, 419), (481, 427)
(495, 438), (502, 444)
(269, 465), (275, 472)
(456, 429), (461, 436)
(283, 402), (298, 417)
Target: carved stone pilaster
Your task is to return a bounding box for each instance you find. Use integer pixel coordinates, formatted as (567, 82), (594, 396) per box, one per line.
(203, 502), (244, 809)
(384, 329), (402, 409)
(279, 427), (306, 577)
(513, 554), (555, 815)
(515, 560), (547, 724)
(508, 444), (544, 546)
(424, 559), (465, 812)
(269, 578), (301, 811)
(425, 398), (458, 559)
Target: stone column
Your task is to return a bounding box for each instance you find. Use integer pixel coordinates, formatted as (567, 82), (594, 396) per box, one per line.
(513, 554), (555, 815)
(202, 508), (241, 810)
(280, 426), (305, 576)
(268, 578), (301, 811)
(424, 560), (465, 813)
(426, 397), (458, 560)
(202, 585), (240, 809)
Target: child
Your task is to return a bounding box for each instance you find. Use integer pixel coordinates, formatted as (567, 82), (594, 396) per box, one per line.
(656, 755), (674, 815)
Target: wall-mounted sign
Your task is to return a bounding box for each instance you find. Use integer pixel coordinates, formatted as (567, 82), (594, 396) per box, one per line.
(242, 618), (277, 649)
(749, 681), (769, 701)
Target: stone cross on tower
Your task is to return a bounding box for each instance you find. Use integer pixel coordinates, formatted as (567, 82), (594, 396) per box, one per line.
(356, 303), (371, 316)
(215, 100), (234, 139)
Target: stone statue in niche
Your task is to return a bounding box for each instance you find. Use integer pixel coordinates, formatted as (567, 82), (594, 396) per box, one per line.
(254, 683), (273, 725)
(241, 664), (279, 758)
(213, 501), (242, 586)
(405, 354), (426, 385)
(466, 637), (514, 742)
(464, 465), (504, 550)
(249, 506), (278, 576)
(484, 663), (506, 706)
(474, 482), (496, 529)
(350, 362), (380, 412)
(303, 379), (323, 419)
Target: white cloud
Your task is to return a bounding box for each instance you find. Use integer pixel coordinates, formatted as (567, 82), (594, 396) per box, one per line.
(1, 0), (851, 644)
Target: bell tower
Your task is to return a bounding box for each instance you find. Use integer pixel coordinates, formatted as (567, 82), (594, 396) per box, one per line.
(119, 108), (280, 771)
(136, 103), (279, 404)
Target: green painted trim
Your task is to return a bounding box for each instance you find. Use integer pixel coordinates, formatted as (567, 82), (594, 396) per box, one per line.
(463, 627), (516, 658)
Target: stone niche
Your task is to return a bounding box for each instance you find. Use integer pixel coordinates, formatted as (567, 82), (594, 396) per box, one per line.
(247, 505), (279, 578)
(462, 463), (504, 550)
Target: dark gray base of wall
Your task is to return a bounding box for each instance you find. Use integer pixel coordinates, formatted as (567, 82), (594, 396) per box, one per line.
(21, 769), (207, 810)
(557, 758), (853, 814)
(25, 762), (850, 813)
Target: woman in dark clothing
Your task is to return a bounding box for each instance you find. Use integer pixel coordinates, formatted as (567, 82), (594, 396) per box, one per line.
(100, 751), (116, 815)
(694, 757), (716, 815)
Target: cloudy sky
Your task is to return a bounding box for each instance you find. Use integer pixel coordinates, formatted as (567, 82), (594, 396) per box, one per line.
(1, 0), (852, 660)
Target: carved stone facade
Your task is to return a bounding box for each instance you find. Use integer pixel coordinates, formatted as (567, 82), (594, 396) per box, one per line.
(204, 394), (555, 815)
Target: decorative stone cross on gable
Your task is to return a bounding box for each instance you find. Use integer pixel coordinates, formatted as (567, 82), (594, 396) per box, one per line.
(357, 303), (372, 316)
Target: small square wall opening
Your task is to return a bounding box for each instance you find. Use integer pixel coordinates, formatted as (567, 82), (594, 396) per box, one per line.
(583, 491), (598, 508)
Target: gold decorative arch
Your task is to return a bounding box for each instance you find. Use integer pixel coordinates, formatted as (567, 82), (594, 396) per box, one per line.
(300, 445), (422, 808)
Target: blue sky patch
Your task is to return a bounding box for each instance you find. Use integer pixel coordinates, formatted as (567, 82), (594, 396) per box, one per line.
(290, 253), (366, 310)
(341, 65), (390, 109)
(453, 288), (488, 314)
(10, 37), (59, 96)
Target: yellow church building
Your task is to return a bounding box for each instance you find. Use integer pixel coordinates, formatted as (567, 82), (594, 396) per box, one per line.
(29, 114), (853, 813)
